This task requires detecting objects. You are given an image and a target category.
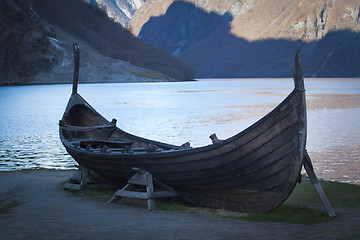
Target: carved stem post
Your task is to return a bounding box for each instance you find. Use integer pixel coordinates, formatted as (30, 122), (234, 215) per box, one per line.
(72, 43), (80, 95)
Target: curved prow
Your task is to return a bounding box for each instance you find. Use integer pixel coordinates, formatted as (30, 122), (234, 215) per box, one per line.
(294, 50), (305, 91)
(72, 43), (80, 95)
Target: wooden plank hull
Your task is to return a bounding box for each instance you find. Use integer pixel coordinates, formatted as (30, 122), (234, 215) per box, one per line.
(59, 50), (307, 212)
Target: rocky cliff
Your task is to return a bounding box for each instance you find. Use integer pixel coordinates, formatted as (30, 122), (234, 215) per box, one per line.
(129, 0), (360, 78)
(84, 0), (145, 27)
(229, 0), (360, 42)
(0, 0), (57, 84)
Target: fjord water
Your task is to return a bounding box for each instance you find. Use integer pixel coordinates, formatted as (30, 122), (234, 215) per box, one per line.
(0, 79), (359, 184)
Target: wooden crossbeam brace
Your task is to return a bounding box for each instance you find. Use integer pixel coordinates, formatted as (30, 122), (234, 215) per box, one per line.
(108, 168), (181, 210)
(303, 150), (336, 217)
(63, 167), (115, 191)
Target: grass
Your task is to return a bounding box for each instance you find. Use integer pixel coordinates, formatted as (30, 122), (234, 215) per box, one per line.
(236, 179), (360, 224)
(156, 201), (198, 214)
(150, 195), (333, 225)
(237, 204), (332, 225)
(285, 179), (360, 210)
(0, 199), (22, 215)
(61, 179), (360, 225)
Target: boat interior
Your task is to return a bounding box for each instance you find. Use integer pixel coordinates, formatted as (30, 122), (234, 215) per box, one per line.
(60, 102), (190, 154)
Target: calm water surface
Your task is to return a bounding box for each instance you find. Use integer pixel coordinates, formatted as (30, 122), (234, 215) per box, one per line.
(0, 79), (359, 184)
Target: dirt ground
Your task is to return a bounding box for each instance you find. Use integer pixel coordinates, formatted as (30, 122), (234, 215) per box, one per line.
(0, 170), (359, 240)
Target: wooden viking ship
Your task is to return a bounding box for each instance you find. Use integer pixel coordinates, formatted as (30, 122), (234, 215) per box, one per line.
(60, 43), (333, 214)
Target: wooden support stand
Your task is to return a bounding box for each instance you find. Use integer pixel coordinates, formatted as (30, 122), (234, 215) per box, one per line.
(63, 167), (115, 191)
(303, 151), (336, 217)
(108, 168), (181, 211)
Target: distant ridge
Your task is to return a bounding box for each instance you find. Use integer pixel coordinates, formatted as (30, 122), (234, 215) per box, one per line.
(129, 0), (360, 78)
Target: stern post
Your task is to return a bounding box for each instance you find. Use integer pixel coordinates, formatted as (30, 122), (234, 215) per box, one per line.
(294, 51), (336, 217)
(72, 43), (80, 95)
(294, 50), (308, 185)
(294, 50), (305, 91)
(294, 50), (307, 142)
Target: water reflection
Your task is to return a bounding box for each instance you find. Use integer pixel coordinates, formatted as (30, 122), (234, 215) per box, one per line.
(0, 134), (76, 171)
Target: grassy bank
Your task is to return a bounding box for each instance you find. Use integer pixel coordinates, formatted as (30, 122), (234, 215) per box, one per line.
(62, 179), (360, 225)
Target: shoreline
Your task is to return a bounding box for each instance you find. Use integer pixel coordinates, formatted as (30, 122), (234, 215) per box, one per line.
(0, 78), (197, 87)
(0, 78), (192, 87)
(1, 77), (358, 87)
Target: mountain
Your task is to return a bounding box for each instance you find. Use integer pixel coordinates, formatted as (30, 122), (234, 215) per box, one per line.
(128, 0), (360, 78)
(32, 0), (195, 80)
(83, 0), (145, 27)
(0, 0), (58, 84)
(0, 0), (194, 85)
